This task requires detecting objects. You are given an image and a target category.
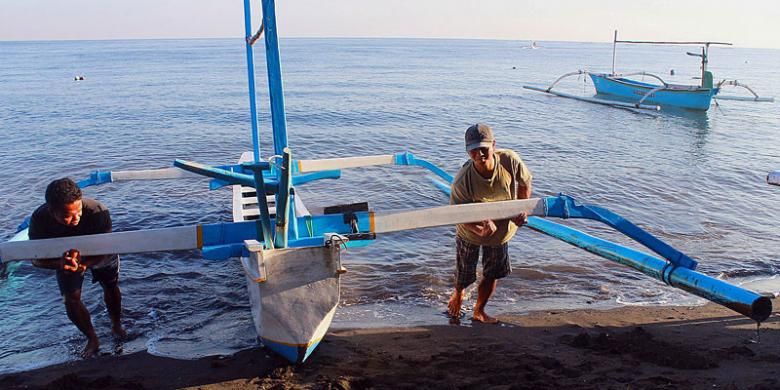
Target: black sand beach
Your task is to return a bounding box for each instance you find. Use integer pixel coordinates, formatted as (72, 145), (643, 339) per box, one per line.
(3, 300), (779, 389)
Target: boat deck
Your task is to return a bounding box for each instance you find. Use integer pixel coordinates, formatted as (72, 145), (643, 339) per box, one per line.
(231, 152), (310, 224)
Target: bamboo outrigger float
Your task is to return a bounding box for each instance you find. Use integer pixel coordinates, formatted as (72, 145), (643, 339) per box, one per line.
(0, 3), (773, 364)
(524, 30), (774, 111)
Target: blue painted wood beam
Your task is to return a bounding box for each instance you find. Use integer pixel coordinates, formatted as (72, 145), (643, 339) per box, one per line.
(260, 0), (289, 155)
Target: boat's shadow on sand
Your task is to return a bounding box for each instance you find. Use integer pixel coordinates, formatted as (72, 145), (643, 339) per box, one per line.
(3, 301), (780, 389)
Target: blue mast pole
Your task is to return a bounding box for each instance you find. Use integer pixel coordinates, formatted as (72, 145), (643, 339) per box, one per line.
(260, 0), (293, 247)
(260, 0), (289, 155)
(242, 0), (262, 163)
(241, 0), (277, 247)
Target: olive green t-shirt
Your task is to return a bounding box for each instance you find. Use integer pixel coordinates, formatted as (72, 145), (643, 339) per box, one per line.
(450, 149), (533, 246)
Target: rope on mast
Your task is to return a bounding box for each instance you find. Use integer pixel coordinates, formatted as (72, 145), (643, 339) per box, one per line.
(248, 21), (265, 46)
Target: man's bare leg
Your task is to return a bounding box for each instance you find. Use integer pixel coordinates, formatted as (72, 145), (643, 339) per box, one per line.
(64, 290), (100, 357)
(447, 288), (464, 320)
(472, 278), (499, 324)
(103, 284), (126, 338)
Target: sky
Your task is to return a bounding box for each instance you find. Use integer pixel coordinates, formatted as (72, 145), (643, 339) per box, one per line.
(1, 0), (778, 49)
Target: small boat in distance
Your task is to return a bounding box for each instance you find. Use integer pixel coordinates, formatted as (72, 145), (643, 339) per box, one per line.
(524, 30), (774, 111)
(769, 171), (780, 186)
(522, 41), (540, 49)
(588, 71), (718, 110)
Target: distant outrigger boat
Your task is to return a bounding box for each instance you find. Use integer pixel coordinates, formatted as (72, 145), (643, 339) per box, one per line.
(525, 31), (774, 111)
(0, 4), (773, 364)
(769, 171), (780, 186)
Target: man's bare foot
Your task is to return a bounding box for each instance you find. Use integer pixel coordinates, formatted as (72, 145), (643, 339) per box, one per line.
(472, 310), (499, 324)
(447, 291), (463, 320)
(81, 337), (99, 358)
(112, 323), (127, 339)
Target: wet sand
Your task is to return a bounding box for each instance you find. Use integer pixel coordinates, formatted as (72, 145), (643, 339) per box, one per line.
(2, 300), (779, 389)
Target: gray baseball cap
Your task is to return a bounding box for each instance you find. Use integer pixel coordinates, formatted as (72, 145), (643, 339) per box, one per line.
(465, 123), (495, 151)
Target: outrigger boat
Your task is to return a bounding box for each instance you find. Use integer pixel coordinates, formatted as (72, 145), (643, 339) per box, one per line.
(0, 3), (774, 364)
(524, 31), (774, 111)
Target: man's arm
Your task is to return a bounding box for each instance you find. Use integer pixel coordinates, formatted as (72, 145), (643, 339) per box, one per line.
(518, 181), (532, 200)
(511, 166), (533, 226)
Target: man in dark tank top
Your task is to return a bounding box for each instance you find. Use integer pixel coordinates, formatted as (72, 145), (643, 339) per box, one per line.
(29, 178), (125, 358)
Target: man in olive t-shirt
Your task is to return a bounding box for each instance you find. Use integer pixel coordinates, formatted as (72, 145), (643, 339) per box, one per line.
(28, 178), (125, 358)
(447, 124), (533, 324)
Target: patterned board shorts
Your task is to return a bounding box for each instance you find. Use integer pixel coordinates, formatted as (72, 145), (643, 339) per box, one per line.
(455, 236), (511, 290)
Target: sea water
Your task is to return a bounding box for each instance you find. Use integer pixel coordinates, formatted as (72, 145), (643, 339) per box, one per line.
(0, 38), (778, 373)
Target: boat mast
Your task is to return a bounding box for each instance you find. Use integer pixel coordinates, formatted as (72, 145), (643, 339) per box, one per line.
(240, 0), (291, 249)
(242, 0), (262, 163)
(685, 44), (710, 88)
(611, 30), (617, 75)
(261, 0), (289, 156)
(241, 0), (291, 158)
(613, 36), (730, 88)
(260, 0), (293, 248)
(701, 43), (709, 88)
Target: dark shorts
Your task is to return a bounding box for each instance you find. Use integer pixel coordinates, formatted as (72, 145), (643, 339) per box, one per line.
(455, 236), (511, 290)
(56, 256), (120, 296)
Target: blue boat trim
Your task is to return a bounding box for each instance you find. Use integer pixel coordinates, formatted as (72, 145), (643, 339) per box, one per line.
(526, 217), (771, 322)
(589, 73), (717, 111)
(16, 218), (30, 233)
(242, 0), (262, 162)
(273, 149), (293, 248)
(394, 152), (454, 183)
(250, 164), (277, 249)
(544, 195), (698, 270)
(77, 170), (113, 188)
(261, 0), (289, 156)
(262, 338), (323, 364)
(175, 159), (259, 188)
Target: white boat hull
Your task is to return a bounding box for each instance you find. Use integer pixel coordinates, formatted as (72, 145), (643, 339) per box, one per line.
(242, 245), (340, 362)
(233, 152), (340, 363)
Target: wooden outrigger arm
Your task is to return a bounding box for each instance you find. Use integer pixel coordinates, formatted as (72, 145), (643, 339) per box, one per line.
(0, 199), (545, 263)
(2, 190), (699, 270)
(428, 182), (771, 323)
(1, 154), (772, 326)
(715, 80), (775, 102)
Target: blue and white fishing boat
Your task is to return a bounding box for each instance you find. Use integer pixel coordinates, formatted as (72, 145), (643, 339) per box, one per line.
(588, 72), (718, 111)
(0, 3), (773, 364)
(525, 31), (773, 111)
